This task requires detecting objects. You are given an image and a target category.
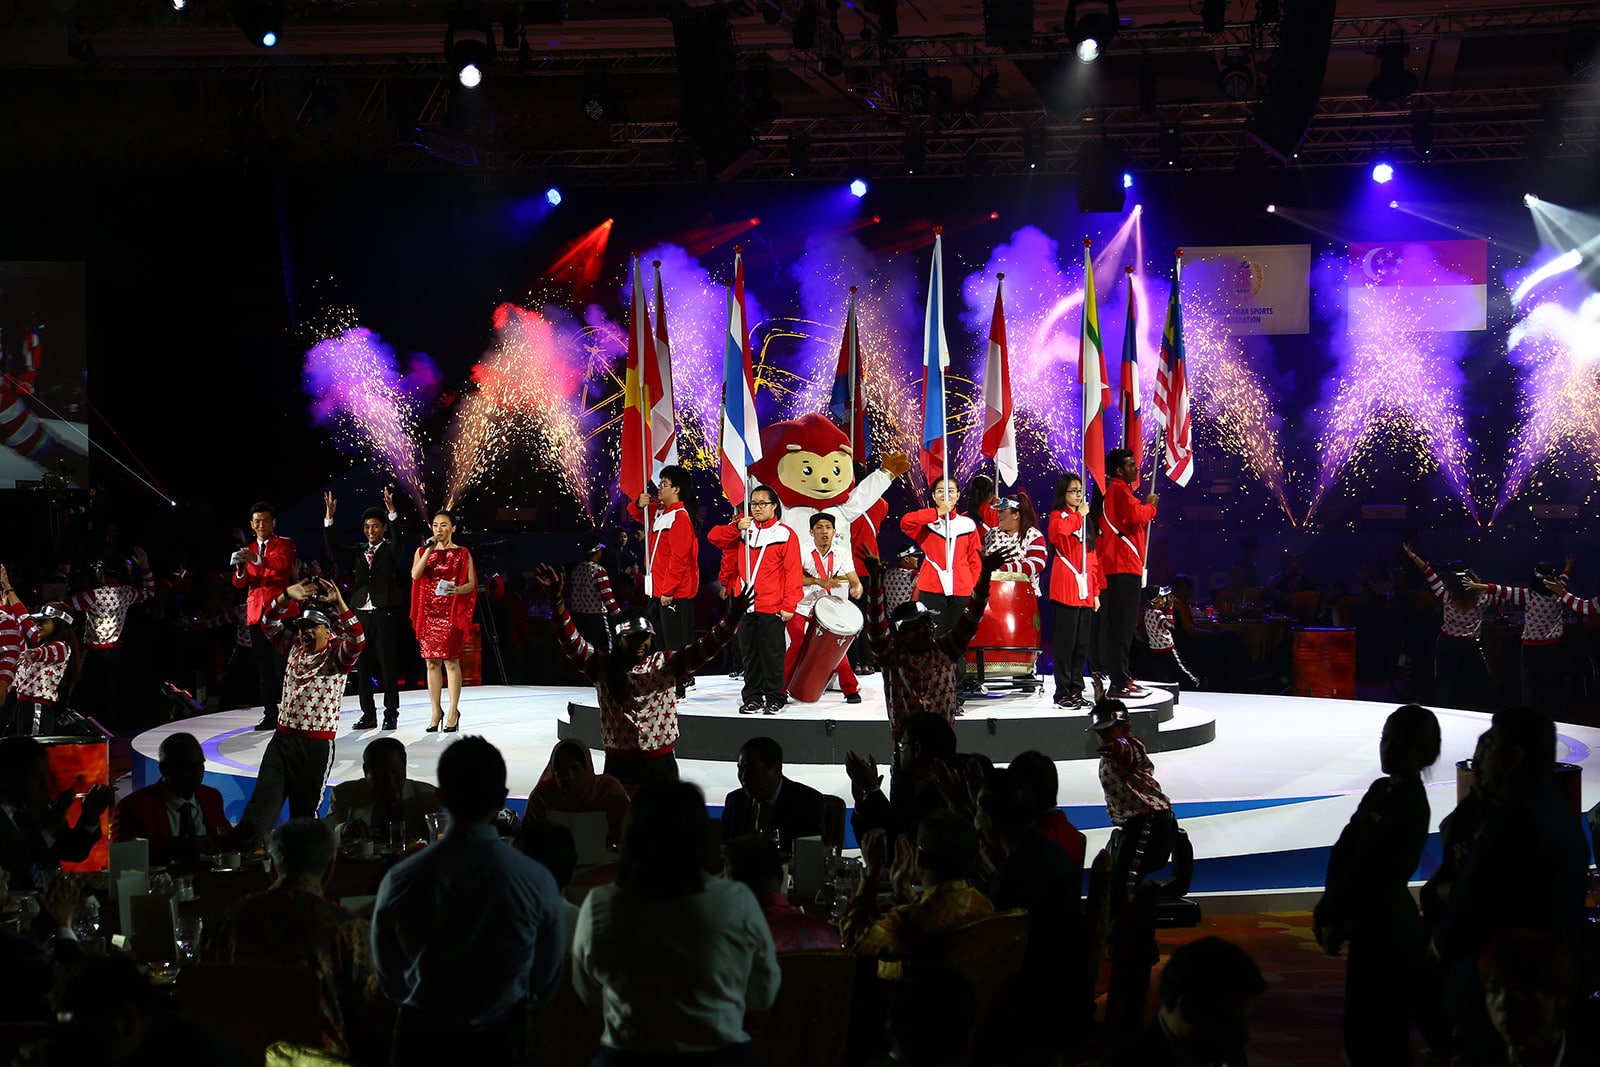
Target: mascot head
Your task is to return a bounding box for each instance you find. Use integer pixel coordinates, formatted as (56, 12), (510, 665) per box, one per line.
(750, 413), (856, 508)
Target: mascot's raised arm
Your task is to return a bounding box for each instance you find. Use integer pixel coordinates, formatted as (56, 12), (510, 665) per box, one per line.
(748, 413), (911, 554)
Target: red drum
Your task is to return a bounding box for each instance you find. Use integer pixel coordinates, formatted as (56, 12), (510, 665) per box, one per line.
(1291, 627), (1355, 698)
(788, 598), (863, 703)
(965, 574), (1041, 678)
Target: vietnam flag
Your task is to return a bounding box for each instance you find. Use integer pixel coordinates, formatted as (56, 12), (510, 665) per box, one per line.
(1080, 241), (1110, 493)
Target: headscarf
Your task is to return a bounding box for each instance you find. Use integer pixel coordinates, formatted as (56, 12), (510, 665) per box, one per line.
(528, 738), (631, 845)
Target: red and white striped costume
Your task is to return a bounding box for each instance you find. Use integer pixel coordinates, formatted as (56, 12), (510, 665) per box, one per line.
(1142, 605), (1176, 652)
(261, 604), (364, 740)
(568, 560), (620, 617)
(1098, 734), (1172, 827)
(197, 603), (252, 648)
(554, 603), (738, 755)
(863, 576), (989, 737)
(982, 526), (1046, 594)
(1562, 591), (1600, 617)
(1419, 563), (1490, 639)
(66, 566), (155, 648)
(7, 604), (72, 704)
(1484, 580), (1571, 645)
(0, 612), (22, 692)
(0, 382), (60, 461)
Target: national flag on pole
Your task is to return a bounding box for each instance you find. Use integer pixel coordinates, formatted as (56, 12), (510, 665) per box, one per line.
(620, 256), (655, 507)
(1119, 269), (1143, 471)
(1080, 241), (1110, 493)
(22, 319), (42, 374)
(827, 287), (870, 460)
(980, 275), (1018, 487)
(1154, 251), (1194, 487)
(649, 261), (679, 477)
(920, 230), (950, 487)
(718, 248), (763, 505)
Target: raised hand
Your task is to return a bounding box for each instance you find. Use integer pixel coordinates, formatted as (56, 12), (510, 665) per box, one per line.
(382, 485), (395, 514)
(324, 491), (337, 520)
(130, 546), (149, 569)
(844, 750), (881, 797)
(860, 828), (889, 878)
(79, 783), (115, 823)
(889, 834), (917, 896)
(859, 554), (883, 581)
(979, 550), (1009, 574)
(879, 452), (912, 479)
(727, 587), (754, 621)
(533, 563), (564, 601)
(284, 580), (319, 602)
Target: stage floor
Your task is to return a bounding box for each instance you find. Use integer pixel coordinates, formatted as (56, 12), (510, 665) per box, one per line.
(131, 676), (1600, 899)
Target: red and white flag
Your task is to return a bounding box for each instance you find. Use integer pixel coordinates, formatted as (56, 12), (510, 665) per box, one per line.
(1346, 239), (1487, 332)
(980, 275), (1018, 487)
(1154, 251), (1193, 487)
(649, 261), (679, 477)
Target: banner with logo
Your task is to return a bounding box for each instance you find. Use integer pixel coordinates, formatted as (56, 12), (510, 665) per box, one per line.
(1181, 244), (1311, 335)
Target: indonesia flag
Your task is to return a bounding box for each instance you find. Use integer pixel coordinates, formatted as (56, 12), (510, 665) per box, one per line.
(620, 256), (655, 508)
(980, 275), (1018, 487)
(649, 261), (679, 478)
(1154, 251), (1194, 487)
(718, 248), (762, 504)
(1119, 268), (1142, 471)
(1346, 239), (1487, 332)
(920, 230), (950, 487)
(1080, 241), (1110, 493)
(827, 286), (870, 460)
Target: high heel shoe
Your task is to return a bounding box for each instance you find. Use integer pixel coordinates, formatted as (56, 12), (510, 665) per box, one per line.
(442, 714), (460, 733)
(425, 716), (443, 733)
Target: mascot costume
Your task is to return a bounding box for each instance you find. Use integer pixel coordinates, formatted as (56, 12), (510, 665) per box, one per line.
(748, 413), (911, 552)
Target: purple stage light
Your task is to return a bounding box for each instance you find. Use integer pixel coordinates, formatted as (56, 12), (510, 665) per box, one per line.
(1122, 172), (1133, 189)
(1371, 162), (1394, 184)
(545, 187), (562, 207)
(849, 178), (868, 198)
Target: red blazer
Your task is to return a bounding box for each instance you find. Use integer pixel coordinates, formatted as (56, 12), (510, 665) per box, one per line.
(1097, 479), (1156, 576)
(111, 781), (234, 865)
(708, 518), (802, 615)
(1047, 509), (1104, 607)
(639, 502), (699, 601)
(900, 508), (983, 597)
(231, 535), (296, 625)
(850, 497), (890, 573)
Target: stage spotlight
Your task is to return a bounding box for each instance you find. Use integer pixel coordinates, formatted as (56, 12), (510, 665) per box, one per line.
(1266, 204), (1276, 213)
(989, 211), (1000, 220)
(1371, 161), (1394, 184)
(1367, 38), (1418, 103)
(1122, 172), (1133, 189)
(1389, 199), (1398, 209)
(1524, 193), (1540, 207)
(230, 0), (285, 47)
(171, 0), (186, 9)
(1218, 57), (1254, 100)
(1512, 249), (1583, 305)
(898, 72), (931, 113)
(445, 13), (495, 90)
(1066, 0), (1118, 64)
(545, 187), (562, 207)
(850, 178), (868, 198)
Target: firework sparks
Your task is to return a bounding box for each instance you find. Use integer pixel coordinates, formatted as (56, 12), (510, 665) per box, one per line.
(302, 325), (428, 512)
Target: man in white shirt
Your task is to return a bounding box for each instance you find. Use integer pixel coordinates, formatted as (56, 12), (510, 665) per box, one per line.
(784, 513), (864, 704)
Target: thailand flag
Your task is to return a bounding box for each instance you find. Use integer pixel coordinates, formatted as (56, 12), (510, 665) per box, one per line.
(980, 275), (1018, 487)
(1080, 242), (1110, 493)
(1155, 252), (1194, 487)
(620, 256), (655, 508)
(1119, 269), (1142, 472)
(718, 249), (762, 504)
(649, 261), (679, 478)
(920, 231), (950, 487)
(827, 286), (870, 460)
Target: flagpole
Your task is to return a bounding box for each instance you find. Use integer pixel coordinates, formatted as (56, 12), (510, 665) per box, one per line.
(848, 286), (859, 459)
(1081, 240), (1090, 491)
(933, 227), (954, 595)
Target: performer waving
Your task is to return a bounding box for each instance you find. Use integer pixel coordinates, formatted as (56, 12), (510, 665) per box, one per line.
(1047, 473), (1101, 709)
(1465, 557), (1573, 708)
(1401, 544), (1493, 709)
(1093, 449), (1158, 698)
(708, 485), (803, 715)
(537, 564), (748, 787)
(1, 570), (80, 736)
(631, 465), (702, 698)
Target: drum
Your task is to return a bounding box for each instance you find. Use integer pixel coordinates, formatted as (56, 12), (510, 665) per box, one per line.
(1291, 627), (1355, 698)
(965, 574), (1041, 678)
(788, 597), (863, 703)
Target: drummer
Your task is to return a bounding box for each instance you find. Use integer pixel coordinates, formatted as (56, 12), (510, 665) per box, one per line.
(983, 492), (1047, 593)
(784, 513), (865, 705)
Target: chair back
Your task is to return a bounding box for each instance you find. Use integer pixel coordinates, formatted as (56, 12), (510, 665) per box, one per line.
(822, 794), (847, 849)
(537, 957), (604, 1067)
(746, 950), (857, 1067)
(918, 908), (1030, 1062)
(176, 964), (324, 1067)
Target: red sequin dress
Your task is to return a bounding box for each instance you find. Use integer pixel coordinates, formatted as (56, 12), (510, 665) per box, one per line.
(409, 546), (477, 659)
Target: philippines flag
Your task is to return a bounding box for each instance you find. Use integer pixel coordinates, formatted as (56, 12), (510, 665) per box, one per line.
(1080, 242), (1110, 493)
(718, 248), (762, 504)
(620, 256), (655, 508)
(920, 230), (950, 487)
(827, 286), (870, 460)
(980, 275), (1018, 487)
(1155, 252), (1194, 487)
(1119, 268), (1143, 471)
(649, 261), (679, 477)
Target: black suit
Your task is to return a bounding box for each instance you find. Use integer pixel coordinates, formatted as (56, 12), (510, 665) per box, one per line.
(325, 518), (412, 718)
(0, 804), (99, 891)
(721, 775), (827, 851)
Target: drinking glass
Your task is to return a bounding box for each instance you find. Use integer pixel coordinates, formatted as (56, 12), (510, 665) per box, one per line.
(175, 917), (203, 965)
(425, 813), (448, 842)
(388, 822), (407, 853)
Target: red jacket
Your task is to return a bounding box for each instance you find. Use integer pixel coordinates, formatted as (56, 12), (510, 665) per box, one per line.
(111, 781), (235, 866)
(900, 508), (983, 597)
(850, 497), (890, 573)
(231, 535), (296, 625)
(1047, 509), (1104, 607)
(708, 517), (802, 615)
(1097, 479), (1156, 577)
(634, 502), (699, 601)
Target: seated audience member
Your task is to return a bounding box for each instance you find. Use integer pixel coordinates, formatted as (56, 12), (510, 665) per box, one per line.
(1433, 707), (1590, 1049)
(1101, 936), (1266, 1067)
(48, 955), (243, 1067)
(513, 818), (581, 951)
(846, 712), (961, 847)
(526, 738), (630, 848)
(865, 968), (978, 1067)
(573, 781), (779, 1062)
(372, 737), (566, 1067)
(1212, 566), (1265, 617)
(720, 736), (826, 851)
(978, 767), (1090, 1059)
(203, 818), (381, 1061)
(0, 877), (86, 1024)
(725, 834), (840, 952)
(1470, 929), (1588, 1067)
(0, 735), (113, 890)
(840, 809), (993, 980)
(328, 737), (441, 845)
(1008, 749), (1086, 871)
(110, 732), (233, 865)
